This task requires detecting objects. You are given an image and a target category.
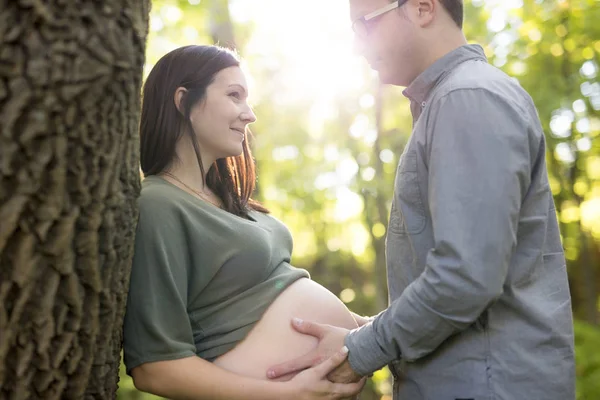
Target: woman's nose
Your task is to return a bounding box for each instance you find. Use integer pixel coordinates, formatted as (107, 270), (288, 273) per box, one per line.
(241, 108), (257, 124)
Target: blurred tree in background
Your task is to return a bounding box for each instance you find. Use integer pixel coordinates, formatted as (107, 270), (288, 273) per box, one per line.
(114, 0), (599, 399)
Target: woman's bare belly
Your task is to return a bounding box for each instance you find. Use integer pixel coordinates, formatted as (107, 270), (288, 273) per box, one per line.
(213, 278), (358, 379)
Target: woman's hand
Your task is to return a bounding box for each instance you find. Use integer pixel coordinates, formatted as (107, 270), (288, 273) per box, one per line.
(287, 346), (366, 399)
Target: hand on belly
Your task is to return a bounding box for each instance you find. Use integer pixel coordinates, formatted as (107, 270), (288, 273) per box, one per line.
(266, 318), (363, 384)
(213, 278), (358, 380)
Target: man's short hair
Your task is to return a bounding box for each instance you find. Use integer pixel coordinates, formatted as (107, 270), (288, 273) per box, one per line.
(439, 0), (463, 28)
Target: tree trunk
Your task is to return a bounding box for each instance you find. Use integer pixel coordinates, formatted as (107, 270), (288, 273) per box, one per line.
(0, 1), (149, 399)
(209, 0), (236, 49)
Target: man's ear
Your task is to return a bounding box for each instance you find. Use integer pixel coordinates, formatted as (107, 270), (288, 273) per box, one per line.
(416, 0), (435, 27)
(174, 87), (188, 115)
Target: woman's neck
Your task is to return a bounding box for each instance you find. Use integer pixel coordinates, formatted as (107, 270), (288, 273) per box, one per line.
(168, 136), (214, 192)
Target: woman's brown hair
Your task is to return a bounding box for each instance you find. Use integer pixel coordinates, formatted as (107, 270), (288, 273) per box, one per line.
(139, 45), (267, 216)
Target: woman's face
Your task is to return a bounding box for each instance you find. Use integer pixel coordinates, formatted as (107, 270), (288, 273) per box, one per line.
(187, 66), (256, 161)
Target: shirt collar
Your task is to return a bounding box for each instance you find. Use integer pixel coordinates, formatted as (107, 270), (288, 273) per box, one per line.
(403, 44), (488, 105)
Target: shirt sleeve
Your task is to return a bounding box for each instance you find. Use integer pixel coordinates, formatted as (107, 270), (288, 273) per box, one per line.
(123, 200), (197, 374)
(346, 88), (534, 375)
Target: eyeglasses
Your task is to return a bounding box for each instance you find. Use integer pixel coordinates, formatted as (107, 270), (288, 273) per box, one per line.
(352, 0), (408, 38)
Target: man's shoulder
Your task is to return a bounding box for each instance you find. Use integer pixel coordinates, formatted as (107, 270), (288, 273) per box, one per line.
(431, 60), (534, 116)
(438, 60), (515, 95)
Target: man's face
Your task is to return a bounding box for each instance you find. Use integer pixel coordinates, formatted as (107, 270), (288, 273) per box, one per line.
(349, 0), (422, 86)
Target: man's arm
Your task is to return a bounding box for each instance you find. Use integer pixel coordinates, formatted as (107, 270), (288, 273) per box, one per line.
(345, 88), (534, 375)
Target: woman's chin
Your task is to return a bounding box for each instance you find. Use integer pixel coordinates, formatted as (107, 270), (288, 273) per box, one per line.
(216, 146), (244, 159)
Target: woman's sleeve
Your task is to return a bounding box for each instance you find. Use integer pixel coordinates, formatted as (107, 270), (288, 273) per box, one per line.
(123, 202), (197, 374)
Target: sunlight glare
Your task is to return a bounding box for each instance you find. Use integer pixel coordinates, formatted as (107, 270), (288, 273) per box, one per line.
(162, 5), (183, 23)
(337, 158), (359, 183)
(350, 115), (370, 139)
(340, 288), (356, 303)
(314, 173), (338, 190)
(357, 153), (370, 165)
(272, 145), (300, 161)
(309, 100), (339, 138)
(550, 110), (574, 138)
(379, 149), (394, 163)
(361, 167), (376, 182)
(232, 0), (365, 105)
(334, 187), (363, 221)
(324, 145), (340, 162)
(350, 224), (370, 256)
(360, 94), (375, 109)
(577, 137), (592, 152)
(150, 15), (164, 32)
(577, 118), (590, 134)
(364, 129), (378, 145)
(327, 237), (342, 252)
(573, 99), (586, 114)
(581, 198), (600, 234)
(555, 143), (575, 163)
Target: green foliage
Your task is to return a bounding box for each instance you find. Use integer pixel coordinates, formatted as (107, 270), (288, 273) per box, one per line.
(575, 321), (600, 400)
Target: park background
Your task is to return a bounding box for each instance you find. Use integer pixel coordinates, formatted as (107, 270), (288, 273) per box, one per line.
(71, 0), (599, 398)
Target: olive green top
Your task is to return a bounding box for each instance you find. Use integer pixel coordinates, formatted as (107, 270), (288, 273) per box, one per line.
(123, 176), (309, 374)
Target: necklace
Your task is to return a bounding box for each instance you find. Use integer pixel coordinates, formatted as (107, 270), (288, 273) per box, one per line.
(162, 172), (223, 208)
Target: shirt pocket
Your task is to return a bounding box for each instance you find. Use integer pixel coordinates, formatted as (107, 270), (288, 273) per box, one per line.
(389, 150), (426, 235)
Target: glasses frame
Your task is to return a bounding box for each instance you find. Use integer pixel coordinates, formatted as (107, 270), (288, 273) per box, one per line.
(352, 0), (408, 37)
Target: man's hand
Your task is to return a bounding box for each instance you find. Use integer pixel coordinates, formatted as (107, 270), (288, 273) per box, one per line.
(350, 312), (373, 327)
(266, 318), (361, 380)
(288, 346), (366, 399)
(326, 359), (363, 384)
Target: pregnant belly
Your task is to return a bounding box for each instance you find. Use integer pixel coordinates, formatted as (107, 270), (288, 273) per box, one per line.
(213, 278), (358, 379)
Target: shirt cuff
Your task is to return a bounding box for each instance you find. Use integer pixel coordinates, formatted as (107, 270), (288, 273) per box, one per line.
(344, 320), (395, 376)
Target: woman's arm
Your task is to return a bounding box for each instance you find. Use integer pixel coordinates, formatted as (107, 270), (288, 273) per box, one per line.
(132, 356), (288, 400)
(132, 348), (364, 400)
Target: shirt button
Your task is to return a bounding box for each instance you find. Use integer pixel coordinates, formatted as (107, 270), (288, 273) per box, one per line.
(421, 101), (426, 108)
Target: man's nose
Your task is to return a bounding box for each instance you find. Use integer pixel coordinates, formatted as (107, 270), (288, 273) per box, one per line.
(352, 34), (367, 57)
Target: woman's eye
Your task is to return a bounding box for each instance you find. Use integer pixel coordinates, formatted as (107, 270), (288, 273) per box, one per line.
(229, 91), (241, 99)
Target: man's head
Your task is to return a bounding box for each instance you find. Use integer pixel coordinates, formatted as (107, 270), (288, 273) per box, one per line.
(349, 0), (465, 86)
(438, 0), (463, 29)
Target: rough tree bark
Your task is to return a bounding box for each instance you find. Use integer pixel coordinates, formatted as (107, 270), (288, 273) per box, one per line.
(0, 1), (149, 398)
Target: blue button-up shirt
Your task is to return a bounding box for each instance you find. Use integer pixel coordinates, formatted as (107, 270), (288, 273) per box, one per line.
(346, 44), (575, 400)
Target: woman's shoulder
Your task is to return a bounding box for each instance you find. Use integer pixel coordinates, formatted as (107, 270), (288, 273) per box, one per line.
(139, 175), (182, 206)
(136, 175), (191, 221)
(137, 176), (217, 234)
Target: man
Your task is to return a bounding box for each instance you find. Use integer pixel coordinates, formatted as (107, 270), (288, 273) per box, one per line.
(266, 1), (576, 399)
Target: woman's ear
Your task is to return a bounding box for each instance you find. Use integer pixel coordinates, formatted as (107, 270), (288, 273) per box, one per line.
(174, 87), (188, 115)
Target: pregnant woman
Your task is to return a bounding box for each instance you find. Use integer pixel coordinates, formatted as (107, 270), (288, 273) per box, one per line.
(122, 45), (366, 399)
